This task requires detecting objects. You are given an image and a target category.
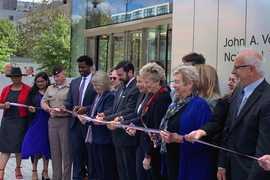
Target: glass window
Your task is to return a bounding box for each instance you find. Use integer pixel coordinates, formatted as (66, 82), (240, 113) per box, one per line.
(157, 5), (168, 15)
(121, 15), (126, 22)
(9, 15), (14, 21)
(144, 8), (155, 18)
(132, 10), (142, 20)
(126, 13), (132, 21)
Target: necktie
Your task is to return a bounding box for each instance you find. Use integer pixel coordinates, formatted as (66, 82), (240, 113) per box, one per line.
(90, 95), (101, 117)
(236, 88), (245, 116)
(78, 77), (86, 106)
(117, 86), (126, 105)
(114, 89), (117, 96)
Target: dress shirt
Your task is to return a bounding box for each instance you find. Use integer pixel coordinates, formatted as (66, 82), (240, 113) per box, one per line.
(219, 76), (264, 170)
(78, 73), (92, 105)
(239, 77), (264, 112)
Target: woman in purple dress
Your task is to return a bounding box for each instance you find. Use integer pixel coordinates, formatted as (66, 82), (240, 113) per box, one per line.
(21, 72), (51, 180)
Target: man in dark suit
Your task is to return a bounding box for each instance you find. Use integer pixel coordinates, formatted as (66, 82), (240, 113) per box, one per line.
(96, 61), (140, 180)
(217, 49), (270, 180)
(60, 55), (97, 180)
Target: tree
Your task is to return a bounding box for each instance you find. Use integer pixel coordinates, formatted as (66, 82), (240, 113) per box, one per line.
(0, 19), (18, 73)
(34, 16), (71, 76)
(17, 0), (71, 58)
(0, 18), (18, 51)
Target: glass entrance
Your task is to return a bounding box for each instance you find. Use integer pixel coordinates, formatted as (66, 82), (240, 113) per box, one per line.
(94, 25), (172, 82)
(111, 30), (142, 71)
(97, 36), (109, 72)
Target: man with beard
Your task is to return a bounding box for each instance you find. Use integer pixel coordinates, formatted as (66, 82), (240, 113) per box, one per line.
(60, 55), (97, 180)
(96, 60), (140, 180)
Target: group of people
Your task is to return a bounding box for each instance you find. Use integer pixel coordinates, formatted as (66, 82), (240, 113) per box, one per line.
(0, 49), (269, 180)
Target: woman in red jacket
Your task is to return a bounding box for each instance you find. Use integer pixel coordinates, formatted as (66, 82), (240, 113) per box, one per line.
(0, 67), (31, 180)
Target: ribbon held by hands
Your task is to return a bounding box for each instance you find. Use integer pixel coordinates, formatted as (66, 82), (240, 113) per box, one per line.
(8, 102), (269, 163)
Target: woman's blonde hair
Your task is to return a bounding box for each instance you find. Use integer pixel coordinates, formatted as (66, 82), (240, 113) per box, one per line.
(195, 64), (221, 102)
(140, 63), (166, 85)
(91, 71), (112, 91)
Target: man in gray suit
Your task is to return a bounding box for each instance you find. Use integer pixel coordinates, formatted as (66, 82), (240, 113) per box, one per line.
(217, 49), (270, 180)
(96, 61), (139, 180)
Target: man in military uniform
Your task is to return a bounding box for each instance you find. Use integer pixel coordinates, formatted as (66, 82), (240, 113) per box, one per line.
(41, 63), (72, 180)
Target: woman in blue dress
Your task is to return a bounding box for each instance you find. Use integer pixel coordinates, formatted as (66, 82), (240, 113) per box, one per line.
(21, 72), (51, 180)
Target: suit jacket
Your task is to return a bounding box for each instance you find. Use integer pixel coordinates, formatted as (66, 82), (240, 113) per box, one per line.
(121, 92), (153, 125)
(201, 97), (230, 140)
(103, 78), (140, 147)
(63, 76), (97, 129)
(142, 91), (172, 156)
(89, 91), (114, 144)
(218, 79), (270, 180)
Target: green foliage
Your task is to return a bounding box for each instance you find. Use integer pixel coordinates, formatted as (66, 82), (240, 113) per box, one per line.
(86, 8), (112, 29)
(16, 0), (71, 76)
(34, 16), (71, 76)
(0, 18), (18, 51)
(17, 0), (71, 58)
(0, 19), (17, 73)
(70, 17), (86, 77)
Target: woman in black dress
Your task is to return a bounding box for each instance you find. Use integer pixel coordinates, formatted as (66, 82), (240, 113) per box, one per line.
(0, 67), (31, 180)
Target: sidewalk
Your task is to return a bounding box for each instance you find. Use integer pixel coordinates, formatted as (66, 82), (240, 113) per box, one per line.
(0, 153), (53, 180)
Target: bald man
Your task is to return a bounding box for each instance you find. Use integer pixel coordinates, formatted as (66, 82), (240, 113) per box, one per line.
(3, 63), (13, 76)
(217, 49), (270, 180)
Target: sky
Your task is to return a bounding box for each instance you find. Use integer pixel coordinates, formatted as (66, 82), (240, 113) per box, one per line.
(18, 0), (54, 2)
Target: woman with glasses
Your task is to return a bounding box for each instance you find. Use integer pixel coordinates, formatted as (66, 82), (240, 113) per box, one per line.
(21, 72), (51, 180)
(79, 71), (116, 180)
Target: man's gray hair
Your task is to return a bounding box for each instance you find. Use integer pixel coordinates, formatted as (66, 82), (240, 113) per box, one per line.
(240, 48), (265, 76)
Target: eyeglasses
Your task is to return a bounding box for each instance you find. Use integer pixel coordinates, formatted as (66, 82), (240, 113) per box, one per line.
(110, 77), (117, 80)
(93, 84), (100, 87)
(36, 80), (46, 84)
(233, 65), (251, 71)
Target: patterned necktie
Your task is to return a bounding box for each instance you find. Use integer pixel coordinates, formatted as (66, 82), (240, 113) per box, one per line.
(78, 77), (86, 106)
(236, 88), (245, 116)
(91, 95), (101, 117)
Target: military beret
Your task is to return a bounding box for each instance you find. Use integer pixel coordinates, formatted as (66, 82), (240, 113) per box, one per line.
(52, 63), (64, 75)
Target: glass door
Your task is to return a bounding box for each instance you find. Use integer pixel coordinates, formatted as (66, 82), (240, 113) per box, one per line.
(112, 30), (142, 71)
(97, 36), (109, 72)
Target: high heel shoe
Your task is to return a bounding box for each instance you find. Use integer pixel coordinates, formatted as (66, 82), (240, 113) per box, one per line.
(15, 167), (23, 179)
(0, 169), (4, 180)
(42, 170), (50, 180)
(32, 170), (38, 180)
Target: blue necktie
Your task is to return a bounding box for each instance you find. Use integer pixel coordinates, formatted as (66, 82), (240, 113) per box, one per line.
(236, 88), (245, 116)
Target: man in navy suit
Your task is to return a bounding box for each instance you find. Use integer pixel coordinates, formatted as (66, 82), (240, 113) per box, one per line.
(217, 49), (270, 180)
(61, 55), (97, 180)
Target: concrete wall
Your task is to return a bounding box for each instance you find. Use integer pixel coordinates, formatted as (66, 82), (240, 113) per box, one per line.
(172, 0), (270, 95)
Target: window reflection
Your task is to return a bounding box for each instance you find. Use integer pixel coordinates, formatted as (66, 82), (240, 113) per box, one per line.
(82, 0), (173, 28)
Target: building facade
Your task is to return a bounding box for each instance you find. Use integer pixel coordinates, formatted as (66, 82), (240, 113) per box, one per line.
(71, 0), (270, 94)
(71, 0), (173, 79)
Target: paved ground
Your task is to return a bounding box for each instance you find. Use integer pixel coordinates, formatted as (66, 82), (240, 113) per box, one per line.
(0, 153), (53, 180)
